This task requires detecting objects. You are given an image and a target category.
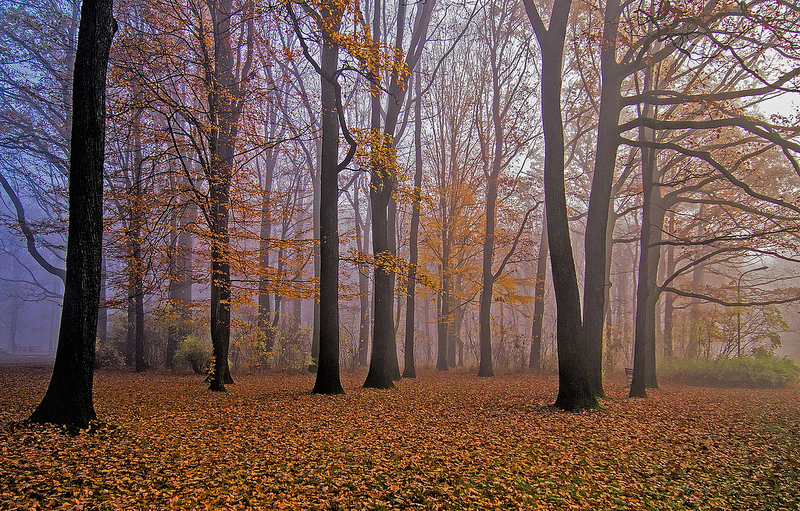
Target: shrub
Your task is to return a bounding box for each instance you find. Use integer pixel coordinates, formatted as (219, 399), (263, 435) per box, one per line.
(177, 335), (212, 375)
(661, 356), (800, 388)
(95, 341), (124, 368)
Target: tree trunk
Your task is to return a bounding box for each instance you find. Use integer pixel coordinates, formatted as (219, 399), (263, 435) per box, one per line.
(436, 248), (451, 371)
(363, 147), (396, 388)
(354, 180), (371, 367)
(29, 0), (115, 429)
(365, 0), (435, 387)
(403, 81), (422, 378)
(310, 141), (321, 372)
(529, 216), (548, 371)
(663, 213), (676, 359)
(581, 0), (623, 399)
(132, 119), (147, 373)
(257, 150), (276, 368)
(206, 0), (252, 390)
(312, 5), (344, 394)
(630, 90), (658, 398)
(525, 0), (597, 411)
(97, 256), (107, 349)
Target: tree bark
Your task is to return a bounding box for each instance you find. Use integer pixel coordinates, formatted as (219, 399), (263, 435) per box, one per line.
(29, 0), (115, 429)
(312, 3), (344, 394)
(581, 0), (624, 399)
(354, 180), (371, 367)
(630, 85), (658, 398)
(403, 77), (423, 379)
(663, 213), (676, 359)
(206, 0), (253, 390)
(529, 216), (548, 371)
(365, 0), (435, 387)
(524, 0), (597, 411)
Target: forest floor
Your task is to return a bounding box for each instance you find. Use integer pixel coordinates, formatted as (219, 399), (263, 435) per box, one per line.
(1, 367), (798, 510)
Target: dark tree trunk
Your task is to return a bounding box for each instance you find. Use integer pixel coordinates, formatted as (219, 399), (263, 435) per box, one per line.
(97, 256), (107, 349)
(477, 7), (511, 378)
(363, 147), (395, 388)
(29, 0), (115, 429)
(630, 99), (657, 398)
(206, 0), (253, 390)
(132, 120), (147, 373)
(312, 6), (344, 394)
(581, 0), (623, 399)
(525, 0), (597, 411)
(365, 0), (435, 386)
(529, 217), (548, 371)
(403, 85), (422, 378)
(364, 0), (396, 389)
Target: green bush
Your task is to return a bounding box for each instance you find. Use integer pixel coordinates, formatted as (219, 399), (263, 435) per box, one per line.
(95, 341), (124, 368)
(661, 356), (800, 388)
(177, 335), (212, 375)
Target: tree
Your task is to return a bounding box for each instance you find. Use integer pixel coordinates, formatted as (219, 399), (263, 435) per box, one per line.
(29, 0), (116, 429)
(364, 0), (435, 388)
(524, 0), (597, 410)
(402, 73), (423, 378)
(0, 1), (77, 290)
(287, 0), (364, 394)
(204, 0), (255, 391)
(475, 0), (538, 378)
(529, 213), (547, 371)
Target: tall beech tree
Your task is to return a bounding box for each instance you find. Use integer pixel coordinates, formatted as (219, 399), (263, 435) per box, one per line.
(529, 214), (547, 372)
(524, 0), (597, 410)
(205, 0), (255, 391)
(364, 0), (435, 389)
(287, 0), (363, 394)
(29, 0), (116, 429)
(402, 74), (423, 379)
(475, 0), (537, 377)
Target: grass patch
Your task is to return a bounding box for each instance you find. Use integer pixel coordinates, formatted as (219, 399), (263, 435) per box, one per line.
(661, 356), (800, 388)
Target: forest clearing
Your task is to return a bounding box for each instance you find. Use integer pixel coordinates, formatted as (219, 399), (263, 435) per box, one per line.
(2, 366), (798, 510)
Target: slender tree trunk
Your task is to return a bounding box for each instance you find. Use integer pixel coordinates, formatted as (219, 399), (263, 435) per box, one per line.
(132, 119), (147, 373)
(663, 213), (675, 359)
(97, 256), (107, 349)
(630, 90), (658, 398)
(581, 0), (624, 399)
(436, 253), (451, 371)
(354, 181), (371, 367)
(29, 0), (115, 429)
(206, 0), (253, 390)
(529, 217), (548, 371)
(310, 141), (321, 372)
(312, 4), (344, 394)
(525, 0), (597, 410)
(453, 278), (465, 367)
(403, 84), (422, 378)
(167, 201), (194, 369)
(257, 151), (276, 368)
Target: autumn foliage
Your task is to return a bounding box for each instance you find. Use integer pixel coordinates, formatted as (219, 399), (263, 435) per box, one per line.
(2, 367), (799, 509)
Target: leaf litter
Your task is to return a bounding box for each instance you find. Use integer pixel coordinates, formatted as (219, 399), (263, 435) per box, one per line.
(1, 367), (798, 510)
